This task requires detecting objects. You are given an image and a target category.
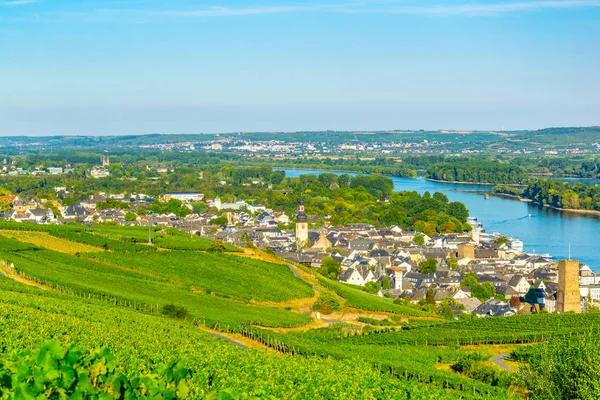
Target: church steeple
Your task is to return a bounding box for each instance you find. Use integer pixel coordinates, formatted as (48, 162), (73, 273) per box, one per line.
(297, 199), (308, 223)
(295, 199), (309, 249)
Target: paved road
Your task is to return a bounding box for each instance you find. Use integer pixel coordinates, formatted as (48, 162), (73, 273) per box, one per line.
(208, 332), (248, 349)
(491, 354), (514, 371)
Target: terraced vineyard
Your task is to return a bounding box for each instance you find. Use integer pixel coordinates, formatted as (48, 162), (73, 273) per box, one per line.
(0, 235), (311, 329)
(0, 223), (594, 399)
(338, 312), (600, 346)
(88, 251), (313, 302)
(317, 277), (430, 317)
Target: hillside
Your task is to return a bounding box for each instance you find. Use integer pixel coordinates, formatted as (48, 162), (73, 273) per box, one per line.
(0, 223), (597, 398)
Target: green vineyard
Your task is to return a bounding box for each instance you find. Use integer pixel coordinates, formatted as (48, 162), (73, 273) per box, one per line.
(0, 223), (595, 399)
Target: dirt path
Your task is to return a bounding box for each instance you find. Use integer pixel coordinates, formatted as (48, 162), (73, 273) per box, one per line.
(491, 354), (515, 371)
(0, 262), (54, 292)
(200, 327), (269, 350)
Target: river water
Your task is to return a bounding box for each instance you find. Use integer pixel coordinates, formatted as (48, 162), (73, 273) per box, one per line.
(283, 169), (600, 271)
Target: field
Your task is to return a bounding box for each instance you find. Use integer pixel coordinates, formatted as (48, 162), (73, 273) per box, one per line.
(0, 223), (595, 399)
(0, 229), (101, 254)
(87, 251), (313, 302)
(0, 276), (475, 399)
(317, 277), (430, 317)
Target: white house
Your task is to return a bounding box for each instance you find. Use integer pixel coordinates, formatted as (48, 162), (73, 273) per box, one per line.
(161, 192), (204, 203)
(338, 266), (374, 286)
(508, 275), (531, 296)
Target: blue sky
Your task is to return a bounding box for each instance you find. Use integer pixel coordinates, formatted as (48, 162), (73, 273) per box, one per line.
(0, 0), (599, 135)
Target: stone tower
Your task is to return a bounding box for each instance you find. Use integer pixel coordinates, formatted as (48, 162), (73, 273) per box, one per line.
(557, 259), (581, 313)
(295, 200), (309, 249)
(101, 155), (110, 167)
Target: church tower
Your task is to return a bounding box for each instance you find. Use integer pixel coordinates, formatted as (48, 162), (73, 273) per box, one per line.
(557, 259), (581, 313)
(295, 200), (309, 249)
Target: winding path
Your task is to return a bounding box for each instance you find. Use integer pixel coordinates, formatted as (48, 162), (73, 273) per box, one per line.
(207, 332), (248, 349)
(491, 353), (514, 371)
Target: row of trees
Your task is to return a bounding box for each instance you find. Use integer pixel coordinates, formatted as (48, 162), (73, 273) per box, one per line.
(523, 179), (600, 211)
(426, 161), (530, 185)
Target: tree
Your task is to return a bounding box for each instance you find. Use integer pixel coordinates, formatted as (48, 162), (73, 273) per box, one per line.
(496, 236), (509, 247)
(419, 258), (438, 274)
(208, 239), (226, 253)
(413, 235), (425, 246)
(448, 202), (469, 223)
(426, 288), (436, 305)
(441, 304), (455, 320)
(124, 212), (137, 222)
(0, 198), (10, 213)
(510, 296), (521, 308)
(472, 282), (496, 301)
(210, 215), (229, 226)
(311, 291), (341, 315)
(320, 256), (341, 280)
(383, 275), (391, 290)
(365, 281), (379, 294)
(447, 258), (458, 271)
(192, 202), (208, 213)
(461, 272), (478, 288)
(525, 287), (538, 307)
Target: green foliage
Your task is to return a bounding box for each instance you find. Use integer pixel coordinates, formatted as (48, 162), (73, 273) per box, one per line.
(461, 272), (478, 288)
(419, 258), (438, 274)
(412, 235), (425, 246)
(318, 278), (429, 317)
(426, 161), (530, 185)
(0, 340), (191, 399)
(447, 258), (458, 271)
(124, 211), (137, 222)
(493, 185), (524, 197)
(357, 317), (395, 326)
(162, 304), (189, 320)
(364, 281), (379, 294)
(460, 273), (496, 301)
(496, 236), (509, 247)
(426, 288), (436, 305)
(521, 333), (600, 400)
(383, 275), (391, 290)
(311, 291), (341, 315)
(319, 256), (341, 280)
(149, 199), (192, 217)
(208, 239), (226, 253)
(523, 178), (600, 211)
(471, 282), (496, 301)
(0, 198), (10, 213)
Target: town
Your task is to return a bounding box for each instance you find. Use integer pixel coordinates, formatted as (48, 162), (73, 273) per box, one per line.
(0, 160), (591, 320)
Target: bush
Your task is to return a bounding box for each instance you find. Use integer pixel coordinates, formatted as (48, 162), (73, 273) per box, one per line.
(312, 291), (341, 315)
(162, 304), (189, 320)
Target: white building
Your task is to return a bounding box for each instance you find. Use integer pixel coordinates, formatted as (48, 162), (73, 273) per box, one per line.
(161, 192), (204, 203)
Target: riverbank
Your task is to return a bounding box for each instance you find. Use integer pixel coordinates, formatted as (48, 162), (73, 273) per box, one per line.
(490, 192), (531, 202)
(425, 178), (527, 187)
(543, 204), (600, 217)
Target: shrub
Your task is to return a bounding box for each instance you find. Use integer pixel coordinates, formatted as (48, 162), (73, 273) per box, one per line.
(312, 291), (341, 315)
(162, 304), (189, 320)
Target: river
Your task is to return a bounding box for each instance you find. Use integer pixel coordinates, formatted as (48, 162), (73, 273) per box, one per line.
(283, 169), (600, 272)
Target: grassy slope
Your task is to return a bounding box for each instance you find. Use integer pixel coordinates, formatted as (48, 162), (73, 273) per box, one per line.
(0, 276), (479, 400)
(87, 251), (313, 302)
(317, 277), (430, 317)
